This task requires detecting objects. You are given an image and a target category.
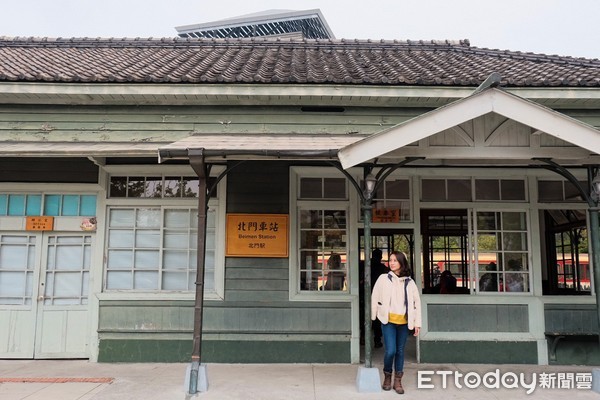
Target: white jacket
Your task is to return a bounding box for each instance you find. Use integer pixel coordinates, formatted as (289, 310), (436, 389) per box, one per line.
(371, 273), (422, 330)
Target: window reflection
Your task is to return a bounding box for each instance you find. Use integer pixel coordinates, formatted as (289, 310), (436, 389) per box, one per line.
(299, 209), (348, 292)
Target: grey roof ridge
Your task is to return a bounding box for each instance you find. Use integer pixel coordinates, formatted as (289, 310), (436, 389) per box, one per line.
(0, 36), (470, 46)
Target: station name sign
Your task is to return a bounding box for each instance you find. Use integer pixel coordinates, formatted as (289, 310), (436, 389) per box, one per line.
(226, 213), (288, 257)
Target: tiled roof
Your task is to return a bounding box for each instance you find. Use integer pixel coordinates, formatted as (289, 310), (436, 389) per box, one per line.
(0, 36), (599, 87)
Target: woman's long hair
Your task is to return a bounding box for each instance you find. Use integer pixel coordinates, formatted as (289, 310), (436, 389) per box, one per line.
(391, 251), (411, 277)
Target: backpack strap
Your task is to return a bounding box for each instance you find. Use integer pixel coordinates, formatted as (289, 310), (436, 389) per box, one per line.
(404, 277), (410, 315)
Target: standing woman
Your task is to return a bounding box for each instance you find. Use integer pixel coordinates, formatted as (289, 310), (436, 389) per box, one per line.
(371, 251), (421, 394)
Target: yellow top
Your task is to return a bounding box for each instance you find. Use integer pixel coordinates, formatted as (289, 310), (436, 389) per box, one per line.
(388, 312), (408, 325)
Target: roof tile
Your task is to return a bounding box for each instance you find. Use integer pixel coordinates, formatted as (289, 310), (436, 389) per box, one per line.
(0, 36), (598, 87)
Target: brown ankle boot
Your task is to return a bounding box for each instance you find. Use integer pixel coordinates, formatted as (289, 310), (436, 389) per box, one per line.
(382, 371), (392, 391)
(393, 372), (404, 394)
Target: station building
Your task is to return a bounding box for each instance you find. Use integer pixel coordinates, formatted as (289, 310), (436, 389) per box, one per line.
(0, 33), (599, 365)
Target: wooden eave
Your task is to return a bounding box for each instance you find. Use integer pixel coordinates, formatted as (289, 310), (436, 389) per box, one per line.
(158, 134), (367, 163)
(0, 82), (599, 109)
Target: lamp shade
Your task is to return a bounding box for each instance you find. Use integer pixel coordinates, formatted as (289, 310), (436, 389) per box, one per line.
(364, 173), (377, 197)
(593, 172), (600, 196)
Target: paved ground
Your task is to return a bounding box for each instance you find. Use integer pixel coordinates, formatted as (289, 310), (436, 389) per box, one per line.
(0, 341), (598, 399)
(1, 359), (599, 399)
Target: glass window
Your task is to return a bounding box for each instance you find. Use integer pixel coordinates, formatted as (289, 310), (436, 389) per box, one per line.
(25, 195), (42, 216)
(0, 195), (6, 215)
(501, 180), (526, 201)
(421, 179), (446, 201)
(80, 195), (97, 216)
(371, 178), (412, 222)
(8, 195), (25, 216)
(421, 210), (469, 294)
(128, 177), (148, 198)
(299, 208), (348, 292)
(110, 177), (128, 197)
(62, 195), (80, 216)
(447, 179), (472, 201)
(422, 178), (472, 202)
(538, 180), (587, 202)
(299, 177), (346, 200)
(0, 193), (96, 216)
(475, 179), (526, 201)
(105, 206), (216, 292)
(182, 178), (200, 198)
(475, 179), (500, 200)
(422, 178), (525, 202)
(300, 178), (322, 198)
(564, 181), (586, 202)
(109, 176), (202, 199)
(44, 235), (91, 305)
(543, 209), (590, 295)
(476, 211), (529, 293)
(44, 195), (61, 216)
(0, 234), (36, 305)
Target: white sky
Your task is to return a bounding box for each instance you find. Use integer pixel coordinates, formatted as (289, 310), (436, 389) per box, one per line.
(1, 0), (598, 59)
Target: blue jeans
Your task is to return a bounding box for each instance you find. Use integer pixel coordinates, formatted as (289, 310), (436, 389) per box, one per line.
(381, 322), (409, 373)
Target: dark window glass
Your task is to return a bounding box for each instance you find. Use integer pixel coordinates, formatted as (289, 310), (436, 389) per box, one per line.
(422, 179), (446, 201)
(475, 179), (500, 201)
(447, 179), (472, 201)
(323, 178), (346, 199)
(386, 179), (410, 199)
(164, 177), (181, 198)
(182, 177), (200, 198)
(564, 181), (586, 202)
(538, 181), (563, 202)
(501, 180), (526, 201)
(300, 178), (322, 199)
(145, 177), (163, 198)
(110, 177), (128, 197)
(127, 177), (146, 198)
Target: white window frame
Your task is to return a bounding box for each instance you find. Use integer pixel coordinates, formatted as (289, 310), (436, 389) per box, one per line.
(289, 166), (358, 301)
(98, 165), (226, 301)
(471, 207), (533, 295)
(420, 176), (529, 203)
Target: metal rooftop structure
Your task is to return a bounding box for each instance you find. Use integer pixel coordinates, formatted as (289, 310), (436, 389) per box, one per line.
(175, 9), (335, 39)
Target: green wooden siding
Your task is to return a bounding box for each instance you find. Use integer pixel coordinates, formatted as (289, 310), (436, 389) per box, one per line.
(0, 105), (425, 143)
(544, 304), (598, 333)
(420, 340), (537, 364)
(544, 304), (600, 365)
(0, 105), (597, 145)
(225, 257), (289, 302)
(98, 300), (350, 334)
(428, 304), (529, 332)
(98, 339), (350, 363)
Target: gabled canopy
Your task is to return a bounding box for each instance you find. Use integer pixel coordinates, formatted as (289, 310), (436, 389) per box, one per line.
(338, 88), (600, 169)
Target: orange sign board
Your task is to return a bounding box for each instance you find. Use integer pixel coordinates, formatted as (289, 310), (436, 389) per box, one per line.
(226, 214), (288, 257)
(372, 208), (401, 223)
(25, 216), (54, 231)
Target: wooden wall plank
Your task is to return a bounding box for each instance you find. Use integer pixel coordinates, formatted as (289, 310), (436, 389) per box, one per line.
(428, 304), (528, 332)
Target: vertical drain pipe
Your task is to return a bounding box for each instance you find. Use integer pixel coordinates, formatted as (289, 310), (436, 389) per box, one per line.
(188, 149), (209, 394)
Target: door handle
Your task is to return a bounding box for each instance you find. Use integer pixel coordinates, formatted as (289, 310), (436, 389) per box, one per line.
(37, 295), (44, 301)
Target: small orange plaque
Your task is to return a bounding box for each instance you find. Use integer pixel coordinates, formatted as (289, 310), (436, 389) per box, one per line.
(372, 208), (401, 223)
(25, 216), (54, 231)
